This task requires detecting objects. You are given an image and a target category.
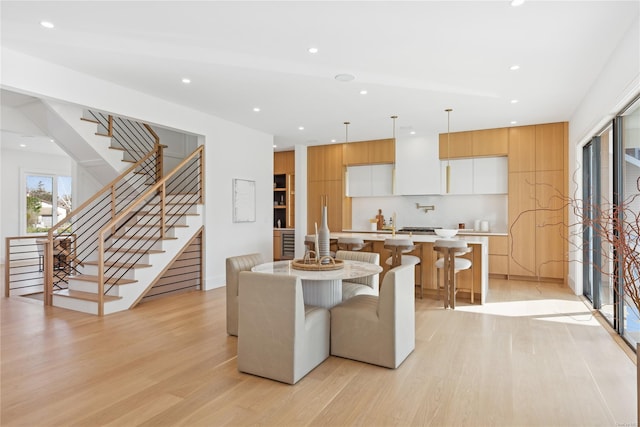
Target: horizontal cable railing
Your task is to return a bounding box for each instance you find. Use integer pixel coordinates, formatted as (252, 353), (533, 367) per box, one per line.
(4, 233), (77, 297)
(85, 110), (160, 166)
(43, 146), (163, 306)
(95, 146), (204, 315)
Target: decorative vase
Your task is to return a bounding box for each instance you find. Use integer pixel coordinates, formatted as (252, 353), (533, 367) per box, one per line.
(318, 202), (330, 263)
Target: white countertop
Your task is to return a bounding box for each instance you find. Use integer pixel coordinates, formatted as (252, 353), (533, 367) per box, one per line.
(342, 229), (507, 237)
(333, 231), (489, 246)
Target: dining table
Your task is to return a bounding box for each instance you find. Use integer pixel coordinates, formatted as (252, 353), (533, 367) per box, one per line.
(251, 259), (382, 308)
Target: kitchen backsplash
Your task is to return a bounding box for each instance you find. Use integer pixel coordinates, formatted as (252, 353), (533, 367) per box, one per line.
(351, 194), (508, 232)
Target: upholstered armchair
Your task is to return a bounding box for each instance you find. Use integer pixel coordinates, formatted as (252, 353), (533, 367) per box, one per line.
(237, 271), (330, 384)
(330, 264), (415, 369)
(335, 250), (380, 299)
(225, 253), (264, 336)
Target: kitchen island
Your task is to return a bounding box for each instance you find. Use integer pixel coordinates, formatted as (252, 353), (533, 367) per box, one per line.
(331, 231), (489, 304)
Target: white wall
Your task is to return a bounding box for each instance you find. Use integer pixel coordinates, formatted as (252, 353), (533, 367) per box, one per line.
(568, 16), (640, 295)
(350, 194), (508, 233)
(1, 47), (274, 290)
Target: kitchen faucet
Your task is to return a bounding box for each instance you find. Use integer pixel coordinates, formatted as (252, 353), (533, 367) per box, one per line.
(416, 203), (435, 213)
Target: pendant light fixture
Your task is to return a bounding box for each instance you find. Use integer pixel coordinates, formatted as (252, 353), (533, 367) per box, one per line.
(391, 115), (398, 196)
(391, 115), (397, 139)
(344, 121), (351, 197)
(445, 108), (453, 194)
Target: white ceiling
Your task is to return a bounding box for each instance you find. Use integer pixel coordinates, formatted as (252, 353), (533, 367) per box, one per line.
(1, 1), (638, 151)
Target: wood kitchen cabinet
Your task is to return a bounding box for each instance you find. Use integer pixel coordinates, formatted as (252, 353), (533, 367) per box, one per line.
(439, 131), (473, 159)
(472, 128), (509, 157)
(439, 128), (508, 160)
(488, 236), (509, 276)
(307, 144), (351, 233)
(344, 138), (395, 165)
(508, 122), (567, 282)
(274, 150), (294, 175)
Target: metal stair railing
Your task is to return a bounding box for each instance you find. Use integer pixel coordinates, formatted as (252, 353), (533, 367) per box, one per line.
(43, 146), (163, 306)
(85, 110), (163, 178)
(96, 146), (204, 315)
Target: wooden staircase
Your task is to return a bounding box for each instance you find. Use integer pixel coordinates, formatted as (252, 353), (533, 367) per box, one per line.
(41, 112), (205, 316)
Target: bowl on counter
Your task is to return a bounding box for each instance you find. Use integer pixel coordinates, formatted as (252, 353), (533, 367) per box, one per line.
(434, 228), (458, 238)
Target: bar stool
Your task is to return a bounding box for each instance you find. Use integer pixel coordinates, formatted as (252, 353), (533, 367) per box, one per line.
(337, 237), (372, 252)
(433, 239), (472, 309)
(384, 238), (422, 298)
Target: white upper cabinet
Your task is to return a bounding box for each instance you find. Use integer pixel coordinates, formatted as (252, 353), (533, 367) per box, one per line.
(473, 157), (508, 194)
(395, 136), (441, 195)
(440, 157), (508, 195)
(346, 164), (394, 197)
(440, 158), (473, 194)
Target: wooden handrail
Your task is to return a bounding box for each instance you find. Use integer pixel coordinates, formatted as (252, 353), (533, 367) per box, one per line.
(47, 147), (160, 237)
(99, 146), (204, 234)
(44, 146), (161, 305)
(95, 146), (204, 314)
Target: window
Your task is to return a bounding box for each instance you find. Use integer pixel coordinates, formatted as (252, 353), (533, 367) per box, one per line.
(25, 174), (72, 233)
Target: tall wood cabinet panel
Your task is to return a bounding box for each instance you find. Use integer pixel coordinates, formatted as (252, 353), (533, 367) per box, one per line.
(534, 170), (566, 279)
(308, 144), (344, 181)
(508, 171), (537, 276)
(535, 123), (566, 172)
(308, 144), (349, 234)
(508, 126), (536, 172)
(507, 122), (567, 282)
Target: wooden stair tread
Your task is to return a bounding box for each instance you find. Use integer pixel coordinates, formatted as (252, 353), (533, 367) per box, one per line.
(105, 248), (165, 255)
(111, 235), (178, 241)
(123, 224), (188, 228)
(94, 132), (111, 137)
(68, 275), (137, 285)
(53, 289), (121, 302)
(136, 212), (198, 217)
(83, 261), (152, 269)
(80, 117), (99, 124)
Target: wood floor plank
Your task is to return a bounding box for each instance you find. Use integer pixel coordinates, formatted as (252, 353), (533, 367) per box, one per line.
(1, 278), (636, 426)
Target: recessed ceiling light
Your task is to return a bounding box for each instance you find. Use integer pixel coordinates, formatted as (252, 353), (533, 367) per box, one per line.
(19, 143), (27, 148)
(510, 65), (520, 71)
(273, 144), (277, 148)
(181, 78), (191, 84)
(331, 139), (337, 143)
(40, 21), (54, 29)
(308, 47), (318, 54)
(510, 99), (519, 104)
(298, 126), (305, 131)
(50, 139), (54, 142)
(253, 107), (260, 112)
(510, 0), (525, 7)
(359, 90), (368, 95)
(335, 73), (355, 82)
(511, 121), (518, 124)
(410, 131), (416, 135)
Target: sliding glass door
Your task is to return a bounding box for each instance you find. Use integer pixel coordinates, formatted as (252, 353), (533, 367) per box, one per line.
(620, 100), (640, 347)
(582, 96), (639, 348)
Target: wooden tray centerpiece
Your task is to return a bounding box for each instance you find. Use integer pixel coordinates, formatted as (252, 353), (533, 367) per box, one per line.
(291, 251), (344, 271)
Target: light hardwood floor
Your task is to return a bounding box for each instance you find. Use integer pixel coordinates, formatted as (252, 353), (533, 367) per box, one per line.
(1, 278), (636, 426)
